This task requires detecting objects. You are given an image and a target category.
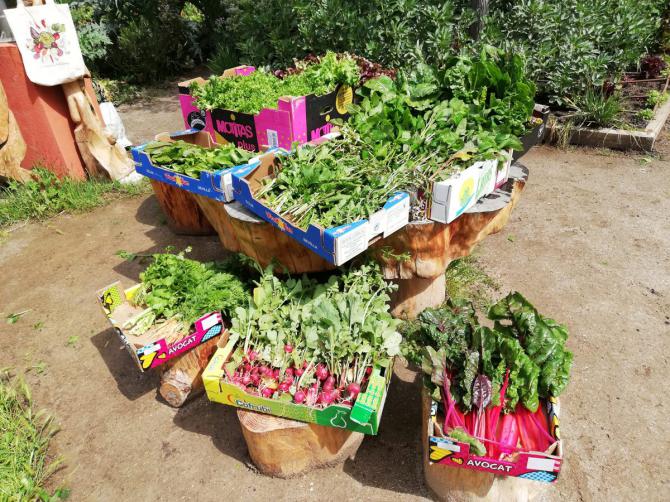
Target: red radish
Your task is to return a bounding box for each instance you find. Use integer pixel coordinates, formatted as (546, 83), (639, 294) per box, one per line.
(250, 374), (260, 386)
(284, 344), (293, 353)
(259, 366), (271, 377)
(273, 369), (281, 379)
(294, 366), (304, 377)
(346, 382), (361, 400)
(293, 390), (306, 404)
(365, 366), (372, 376)
(306, 384), (319, 406)
(319, 390), (336, 405)
(283, 374), (294, 385)
(278, 381), (290, 393)
(315, 364), (329, 381)
(247, 350), (258, 361)
(284, 367), (294, 378)
(261, 387), (274, 398)
(241, 374), (252, 386)
(323, 375), (336, 392)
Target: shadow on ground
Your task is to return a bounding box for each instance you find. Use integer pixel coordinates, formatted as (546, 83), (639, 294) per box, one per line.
(90, 327), (159, 401)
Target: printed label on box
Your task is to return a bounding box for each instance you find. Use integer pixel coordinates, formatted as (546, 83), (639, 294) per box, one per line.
(335, 222), (370, 265)
(384, 196), (410, 237)
(211, 108), (259, 152)
(266, 129), (279, 148)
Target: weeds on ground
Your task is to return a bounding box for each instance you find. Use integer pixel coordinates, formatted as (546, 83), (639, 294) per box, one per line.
(0, 372), (67, 500)
(0, 169), (149, 228)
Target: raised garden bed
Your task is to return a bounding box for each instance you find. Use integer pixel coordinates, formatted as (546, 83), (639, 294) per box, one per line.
(547, 72), (670, 151)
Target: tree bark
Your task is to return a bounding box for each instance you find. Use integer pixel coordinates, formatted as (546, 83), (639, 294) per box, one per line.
(469, 0), (490, 40)
(150, 179), (216, 236)
(238, 409), (364, 478)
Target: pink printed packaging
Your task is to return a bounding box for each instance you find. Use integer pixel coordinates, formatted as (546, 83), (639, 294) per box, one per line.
(178, 66), (354, 152)
(425, 394), (563, 483)
(96, 281), (225, 372)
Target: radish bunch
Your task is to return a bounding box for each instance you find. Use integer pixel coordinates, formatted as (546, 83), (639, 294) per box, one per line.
(225, 262), (401, 408)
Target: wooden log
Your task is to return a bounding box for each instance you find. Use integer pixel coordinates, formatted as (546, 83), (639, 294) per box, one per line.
(0, 81), (31, 182)
(150, 179), (216, 236)
(390, 274), (446, 319)
(193, 198), (336, 274)
(422, 393), (547, 502)
(238, 409), (364, 478)
(372, 166), (528, 281)
(158, 331), (227, 408)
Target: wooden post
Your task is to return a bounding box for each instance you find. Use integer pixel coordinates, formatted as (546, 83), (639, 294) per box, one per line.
(372, 166), (528, 319)
(238, 409), (364, 478)
(158, 332), (226, 408)
(469, 0), (490, 40)
(150, 179), (216, 236)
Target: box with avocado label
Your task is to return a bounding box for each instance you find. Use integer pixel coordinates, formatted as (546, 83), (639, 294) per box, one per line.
(178, 65), (354, 152)
(203, 336), (393, 434)
(96, 281), (225, 372)
(131, 129), (267, 203)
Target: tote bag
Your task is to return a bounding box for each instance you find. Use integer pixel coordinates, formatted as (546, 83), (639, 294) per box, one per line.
(4, 0), (87, 86)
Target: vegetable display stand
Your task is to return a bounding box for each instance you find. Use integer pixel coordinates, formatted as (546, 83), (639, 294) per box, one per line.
(421, 393), (549, 502)
(372, 164), (528, 319)
(158, 332), (225, 407)
(237, 409), (364, 478)
(193, 197), (335, 274)
(150, 179), (215, 236)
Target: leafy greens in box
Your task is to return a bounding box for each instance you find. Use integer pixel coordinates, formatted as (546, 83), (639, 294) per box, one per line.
(190, 52), (360, 114)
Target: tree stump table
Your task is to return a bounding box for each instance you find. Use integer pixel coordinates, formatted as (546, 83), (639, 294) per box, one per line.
(193, 197), (336, 274)
(237, 409), (364, 478)
(150, 179), (216, 236)
(371, 164), (529, 318)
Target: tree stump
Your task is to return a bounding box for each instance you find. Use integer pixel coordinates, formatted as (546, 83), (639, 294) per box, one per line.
(421, 393), (546, 502)
(193, 197), (336, 274)
(158, 332), (226, 408)
(372, 165), (528, 318)
(0, 80), (30, 182)
(150, 179), (216, 236)
(237, 409), (364, 478)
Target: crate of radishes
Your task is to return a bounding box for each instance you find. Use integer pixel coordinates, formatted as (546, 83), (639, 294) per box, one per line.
(419, 293), (571, 483)
(202, 262), (401, 434)
(178, 52), (365, 152)
(131, 129), (266, 202)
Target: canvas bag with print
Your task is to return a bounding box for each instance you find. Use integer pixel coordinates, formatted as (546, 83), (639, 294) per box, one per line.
(4, 0), (87, 86)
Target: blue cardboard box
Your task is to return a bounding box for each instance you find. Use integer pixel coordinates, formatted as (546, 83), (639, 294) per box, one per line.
(232, 148), (410, 266)
(131, 129), (265, 202)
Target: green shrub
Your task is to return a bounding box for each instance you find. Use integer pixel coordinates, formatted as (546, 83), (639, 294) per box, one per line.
(567, 88), (622, 128)
(485, 0), (667, 106)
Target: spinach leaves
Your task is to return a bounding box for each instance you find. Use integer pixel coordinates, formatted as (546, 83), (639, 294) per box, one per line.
(143, 140), (256, 179)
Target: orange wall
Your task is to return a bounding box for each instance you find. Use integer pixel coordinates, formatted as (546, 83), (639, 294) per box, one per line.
(0, 43), (86, 179)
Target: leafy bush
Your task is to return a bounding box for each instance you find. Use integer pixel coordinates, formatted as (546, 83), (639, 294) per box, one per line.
(67, 1), (112, 69)
(485, 0), (667, 106)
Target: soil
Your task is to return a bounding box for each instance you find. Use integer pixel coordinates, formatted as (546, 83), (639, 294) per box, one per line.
(1, 98), (669, 501)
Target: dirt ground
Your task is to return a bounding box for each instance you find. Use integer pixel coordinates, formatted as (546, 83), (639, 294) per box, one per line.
(1, 98), (669, 501)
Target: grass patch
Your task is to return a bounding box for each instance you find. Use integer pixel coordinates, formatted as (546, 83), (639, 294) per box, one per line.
(0, 169), (150, 228)
(445, 254), (500, 310)
(0, 372), (67, 500)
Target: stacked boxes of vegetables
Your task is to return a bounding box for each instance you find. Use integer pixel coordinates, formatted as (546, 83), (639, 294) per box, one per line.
(419, 293), (572, 482)
(203, 262), (401, 434)
(179, 52), (373, 152)
(231, 48), (538, 265)
(131, 129), (264, 202)
(97, 251), (251, 371)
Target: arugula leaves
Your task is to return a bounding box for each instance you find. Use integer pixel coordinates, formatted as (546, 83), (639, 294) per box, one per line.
(143, 140), (256, 179)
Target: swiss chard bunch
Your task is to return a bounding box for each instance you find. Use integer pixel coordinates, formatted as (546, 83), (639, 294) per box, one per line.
(143, 140), (256, 179)
(134, 250), (251, 326)
(420, 293), (573, 414)
(224, 262), (401, 407)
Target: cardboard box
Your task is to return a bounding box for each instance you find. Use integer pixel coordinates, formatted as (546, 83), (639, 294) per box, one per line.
(514, 104), (550, 161)
(178, 66), (354, 152)
(426, 395), (563, 483)
(131, 129), (265, 203)
(494, 150), (514, 189)
(203, 336), (393, 435)
(429, 159), (499, 224)
(231, 148), (410, 265)
(96, 281), (225, 371)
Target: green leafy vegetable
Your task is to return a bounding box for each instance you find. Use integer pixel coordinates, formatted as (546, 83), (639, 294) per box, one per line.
(143, 140), (256, 179)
